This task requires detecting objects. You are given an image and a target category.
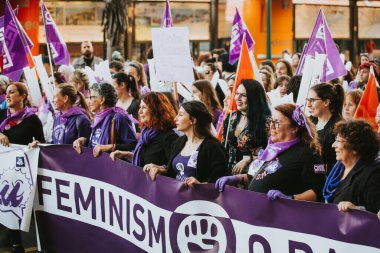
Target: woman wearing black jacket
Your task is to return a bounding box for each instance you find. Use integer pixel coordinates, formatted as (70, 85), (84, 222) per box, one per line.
(144, 100), (228, 187)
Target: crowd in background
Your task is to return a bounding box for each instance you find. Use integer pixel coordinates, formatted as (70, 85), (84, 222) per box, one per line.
(0, 40), (380, 253)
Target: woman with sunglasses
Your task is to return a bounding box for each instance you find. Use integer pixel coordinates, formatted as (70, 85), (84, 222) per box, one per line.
(216, 104), (326, 203)
(73, 82), (137, 157)
(222, 79), (271, 175)
(307, 83), (344, 174)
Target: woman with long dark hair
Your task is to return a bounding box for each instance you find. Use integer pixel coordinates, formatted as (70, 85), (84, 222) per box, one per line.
(144, 100), (228, 187)
(222, 79), (271, 174)
(307, 83), (344, 173)
(112, 72), (140, 120)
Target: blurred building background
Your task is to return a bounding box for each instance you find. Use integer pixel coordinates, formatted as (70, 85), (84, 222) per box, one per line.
(1, 0), (379, 66)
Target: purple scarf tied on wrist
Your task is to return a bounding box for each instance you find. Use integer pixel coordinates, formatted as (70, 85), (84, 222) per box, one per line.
(91, 106), (138, 128)
(292, 105), (313, 138)
(0, 106), (37, 132)
(132, 126), (159, 166)
(56, 106), (87, 125)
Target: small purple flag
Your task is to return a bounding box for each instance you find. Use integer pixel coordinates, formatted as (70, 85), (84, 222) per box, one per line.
(295, 9), (346, 82)
(229, 9), (255, 65)
(160, 0), (173, 28)
(2, 0), (30, 81)
(41, 1), (70, 65)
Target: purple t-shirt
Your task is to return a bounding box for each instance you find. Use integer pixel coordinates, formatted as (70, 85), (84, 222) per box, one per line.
(88, 111), (137, 148)
(52, 114), (91, 145)
(171, 151), (199, 181)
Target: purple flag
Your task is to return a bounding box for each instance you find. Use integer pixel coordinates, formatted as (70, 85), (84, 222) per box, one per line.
(2, 0), (30, 81)
(229, 9), (255, 65)
(160, 0), (173, 28)
(42, 2), (70, 65)
(295, 9), (346, 82)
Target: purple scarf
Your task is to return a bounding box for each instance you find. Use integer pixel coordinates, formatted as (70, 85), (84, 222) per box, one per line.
(0, 106), (37, 132)
(257, 137), (300, 162)
(132, 127), (159, 166)
(91, 107), (138, 128)
(0, 94), (5, 103)
(56, 106), (87, 125)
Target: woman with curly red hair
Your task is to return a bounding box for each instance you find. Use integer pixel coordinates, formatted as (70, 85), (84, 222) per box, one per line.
(110, 92), (179, 167)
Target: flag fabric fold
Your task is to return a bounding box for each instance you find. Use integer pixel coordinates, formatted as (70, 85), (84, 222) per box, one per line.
(161, 0), (173, 28)
(217, 35), (255, 140)
(354, 70), (379, 131)
(229, 9), (255, 65)
(296, 9), (346, 82)
(41, 1), (70, 65)
(2, 0), (30, 81)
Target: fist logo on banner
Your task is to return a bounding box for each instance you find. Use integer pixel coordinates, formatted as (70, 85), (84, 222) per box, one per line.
(170, 201), (235, 253)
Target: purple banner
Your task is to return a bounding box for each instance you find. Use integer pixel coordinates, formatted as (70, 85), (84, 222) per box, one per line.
(295, 9), (347, 82)
(2, 1), (29, 81)
(35, 145), (380, 253)
(42, 2), (70, 65)
(229, 9), (255, 65)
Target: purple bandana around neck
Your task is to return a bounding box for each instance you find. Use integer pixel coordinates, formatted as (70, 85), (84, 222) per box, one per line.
(0, 106), (37, 132)
(56, 106), (87, 125)
(91, 107), (138, 129)
(132, 126), (159, 166)
(258, 137), (300, 162)
(0, 94), (5, 103)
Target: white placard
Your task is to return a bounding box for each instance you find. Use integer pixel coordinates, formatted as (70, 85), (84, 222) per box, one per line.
(177, 82), (193, 101)
(23, 67), (42, 107)
(151, 27), (195, 83)
(34, 55), (54, 102)
(84, 66), (98, 87)
(94, 60), (113, 85)
(296, 55), (314, 107)
(148, 58), (161, 92)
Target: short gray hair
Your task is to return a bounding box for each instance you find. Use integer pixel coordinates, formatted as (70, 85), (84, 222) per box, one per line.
(0, 75), (10, 91)
(91, 82), (117, 107)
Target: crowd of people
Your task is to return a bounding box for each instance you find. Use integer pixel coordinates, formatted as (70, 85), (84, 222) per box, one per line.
(1, 40), (380, 252)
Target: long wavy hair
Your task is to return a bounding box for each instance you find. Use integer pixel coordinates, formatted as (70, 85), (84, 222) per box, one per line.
(140, 92), (176, 132)
(240, 79), (271, 147)
(192, 80), (222, 117)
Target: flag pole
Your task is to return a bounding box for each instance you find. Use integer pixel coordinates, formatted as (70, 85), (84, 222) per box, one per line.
(40, 0), (55, 78)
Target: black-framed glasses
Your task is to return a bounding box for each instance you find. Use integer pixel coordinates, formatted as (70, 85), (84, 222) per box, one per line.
(270, 119), (290, 128)
(305, 98), (322, 103)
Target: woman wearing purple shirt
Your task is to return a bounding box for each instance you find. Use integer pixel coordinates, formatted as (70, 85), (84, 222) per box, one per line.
(73, 82), (137, 157)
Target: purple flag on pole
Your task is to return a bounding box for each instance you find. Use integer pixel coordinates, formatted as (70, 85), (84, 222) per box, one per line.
(160, 0), (173, 28)
(229, 9), (255, 65)
(2, 0), (30, 81)
(295, 9), (346, 82)
(42, 1), (70, 65)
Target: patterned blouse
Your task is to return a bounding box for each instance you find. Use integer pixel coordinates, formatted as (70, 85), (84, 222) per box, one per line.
(222, 111), (270, 173)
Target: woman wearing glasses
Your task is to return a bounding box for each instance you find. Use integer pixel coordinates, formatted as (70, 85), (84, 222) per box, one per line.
(216, 104), (326, 202)
(73, 82), (137, 157)
(323, 120), (380, 217)
(222, 79), (271, 175)
(306, 83), (344, 174)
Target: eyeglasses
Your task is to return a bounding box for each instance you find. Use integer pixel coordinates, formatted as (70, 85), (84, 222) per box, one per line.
(305, 98), (322, 103)
(235, 92), (247, 98)
(270, 120), (290, 128)
(334, 137), (347, 143)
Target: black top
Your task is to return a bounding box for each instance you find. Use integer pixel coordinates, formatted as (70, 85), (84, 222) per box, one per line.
(248, 143), (326, 202)
(311, 113), (342, 174)
(126, 98), (140, 122)
(167, 136), (229, 183)
(0, 110), (45, 145)
(140, 130), (178, 167)
(331, 158), (380, 214)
